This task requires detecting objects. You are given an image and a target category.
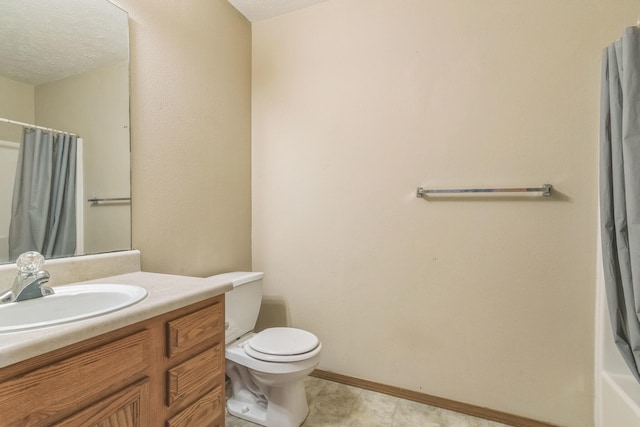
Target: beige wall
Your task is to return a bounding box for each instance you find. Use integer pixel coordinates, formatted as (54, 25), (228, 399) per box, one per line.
(112, 0), (252, 275)
(0, 75), (34, 142)
(252, 1), (638, 425)
(36, 61), (130, 255)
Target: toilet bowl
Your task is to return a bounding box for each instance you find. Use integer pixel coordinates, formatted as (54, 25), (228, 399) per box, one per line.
(212, 272), (322, 427)
(226, 328), (322, 427)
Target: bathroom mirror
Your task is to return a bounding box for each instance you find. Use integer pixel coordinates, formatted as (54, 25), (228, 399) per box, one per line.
(0, 0), (131, 263)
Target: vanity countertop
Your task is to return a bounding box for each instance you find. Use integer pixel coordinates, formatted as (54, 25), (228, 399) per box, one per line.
(0, 271), (232, 369)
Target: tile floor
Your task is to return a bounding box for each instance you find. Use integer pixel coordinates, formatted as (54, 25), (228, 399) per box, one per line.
(225, 376), (510, 427)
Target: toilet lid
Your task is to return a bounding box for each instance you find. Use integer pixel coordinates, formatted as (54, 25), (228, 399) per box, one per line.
(248, 327), (319, 356)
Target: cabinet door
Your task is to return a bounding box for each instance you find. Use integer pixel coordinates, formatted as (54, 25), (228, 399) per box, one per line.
(54, 379), (150, 427)
(167, 344), (223, 407)
(166, 385), (224, 427)
(0, 330), (150, 426)
(166, 302), (223, 358)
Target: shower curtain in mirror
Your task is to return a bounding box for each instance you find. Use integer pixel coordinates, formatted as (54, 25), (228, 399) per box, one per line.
(8, 128), (77, 261)
(600, 26), (640, 382)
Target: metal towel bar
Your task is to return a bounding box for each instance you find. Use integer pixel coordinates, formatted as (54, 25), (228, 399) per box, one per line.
(88, 197), (131, 204)
(416, 184), (552, 198)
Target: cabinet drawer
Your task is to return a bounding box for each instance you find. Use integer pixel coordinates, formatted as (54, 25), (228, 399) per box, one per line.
(166, 385), (223, 427)
(0, 330), (150, 426)
(54, 378), (150, 427)
(167, 301), (223, 358)
(167, 344), (223, 407)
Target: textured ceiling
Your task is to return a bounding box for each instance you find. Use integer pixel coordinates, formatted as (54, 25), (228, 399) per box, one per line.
(0, 0), (128, 85)
(227, 0), (328, 22)
(0, 0), (321, 86)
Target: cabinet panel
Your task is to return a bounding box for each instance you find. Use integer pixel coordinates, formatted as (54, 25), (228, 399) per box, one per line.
(166, 385), (223, 427)
(54, 378), (150, 427)
(167, 344), (222, 407)
(167, 302), (223, 358)
(0, 330), (150, 426)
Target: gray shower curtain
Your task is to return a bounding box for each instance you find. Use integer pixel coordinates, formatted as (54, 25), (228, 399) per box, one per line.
(8, 128), (77, 260)
(600, 26), (640, 382)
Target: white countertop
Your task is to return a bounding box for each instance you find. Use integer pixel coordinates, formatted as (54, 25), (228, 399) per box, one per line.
(0, 271), (232, 369)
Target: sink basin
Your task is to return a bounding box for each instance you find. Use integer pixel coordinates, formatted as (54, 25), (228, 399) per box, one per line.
(0, 284), (148, 333)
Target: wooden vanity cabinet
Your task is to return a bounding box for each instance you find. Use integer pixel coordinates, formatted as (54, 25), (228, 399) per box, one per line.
(0, 294), (225, 427)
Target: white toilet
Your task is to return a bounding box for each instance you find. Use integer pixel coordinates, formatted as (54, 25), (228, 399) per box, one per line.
(214, 271), (322, 427)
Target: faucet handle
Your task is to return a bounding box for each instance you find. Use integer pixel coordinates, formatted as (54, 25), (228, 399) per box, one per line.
(16, 251), (45, 274)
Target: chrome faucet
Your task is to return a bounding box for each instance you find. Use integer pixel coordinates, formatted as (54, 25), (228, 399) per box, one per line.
(0, 251), (54, 304)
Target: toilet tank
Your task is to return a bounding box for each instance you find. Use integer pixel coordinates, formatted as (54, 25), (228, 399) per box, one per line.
(211, 271), (264, 345)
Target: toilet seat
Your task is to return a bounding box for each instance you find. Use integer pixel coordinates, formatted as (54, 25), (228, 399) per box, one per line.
(245, 327), (320, 362)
